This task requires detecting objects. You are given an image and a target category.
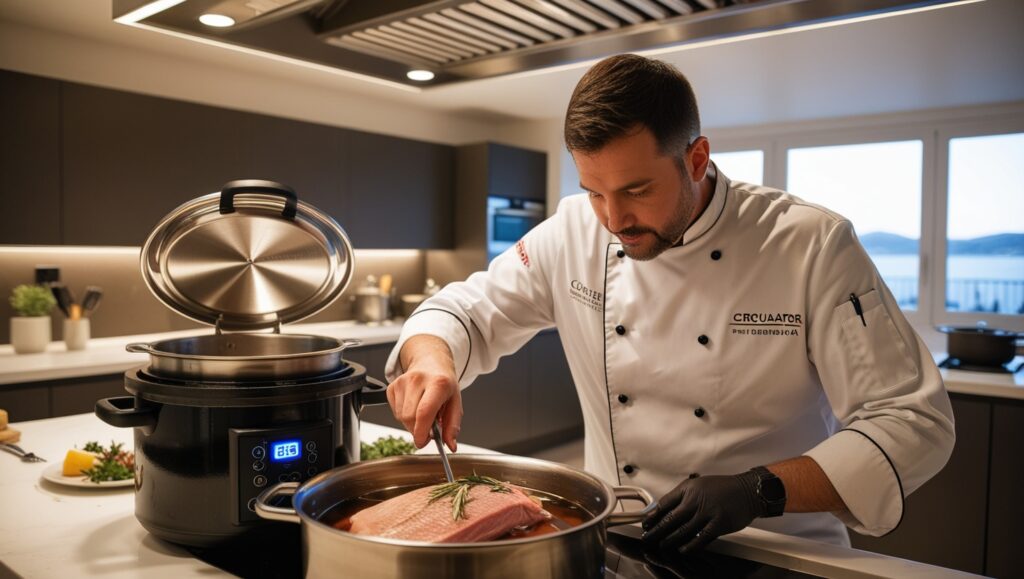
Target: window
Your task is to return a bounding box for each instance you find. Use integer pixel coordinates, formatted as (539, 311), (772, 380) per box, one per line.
(712, 150), (764, 185)
(945, 132), (1024, 315)
(787, 140), (924, 310)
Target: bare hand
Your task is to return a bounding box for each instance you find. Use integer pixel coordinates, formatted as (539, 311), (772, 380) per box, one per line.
(386, 335), (462, 450)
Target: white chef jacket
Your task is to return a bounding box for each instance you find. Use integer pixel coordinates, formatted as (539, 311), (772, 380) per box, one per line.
(385, 169), (955, 546)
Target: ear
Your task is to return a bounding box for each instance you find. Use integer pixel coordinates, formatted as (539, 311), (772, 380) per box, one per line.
(686, 137), (711, 181)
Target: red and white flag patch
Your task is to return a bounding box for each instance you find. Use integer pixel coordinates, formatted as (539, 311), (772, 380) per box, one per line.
(515, 239), (531, 268)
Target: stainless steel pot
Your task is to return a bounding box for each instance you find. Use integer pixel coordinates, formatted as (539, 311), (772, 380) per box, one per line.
(126, 334), (362, 381)
(255, 454), (655, 579)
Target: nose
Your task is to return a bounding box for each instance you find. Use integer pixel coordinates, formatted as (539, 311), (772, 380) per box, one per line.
(605, 195), (633, 233)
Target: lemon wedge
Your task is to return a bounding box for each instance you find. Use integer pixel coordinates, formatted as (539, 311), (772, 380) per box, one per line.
(63, 449), (99, 476)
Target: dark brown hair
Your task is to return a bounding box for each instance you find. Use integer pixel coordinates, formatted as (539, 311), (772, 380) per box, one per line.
(564, 54), (700, 156)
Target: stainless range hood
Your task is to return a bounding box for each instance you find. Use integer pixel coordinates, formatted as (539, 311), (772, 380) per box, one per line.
(113, 0), (968, 87)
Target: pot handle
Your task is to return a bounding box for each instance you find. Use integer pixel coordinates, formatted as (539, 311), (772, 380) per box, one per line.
(358, 376), (390, 410)
(606, 486), (657, 526)
(255, 482), (301, 524)
(219, 179), (299, 220)
(338, 338), (362, 349)
(125, 342), (154, 354)
(95, 396), (159, 432)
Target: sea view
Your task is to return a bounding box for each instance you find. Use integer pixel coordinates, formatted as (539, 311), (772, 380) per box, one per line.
(871, 254), (1024, 315)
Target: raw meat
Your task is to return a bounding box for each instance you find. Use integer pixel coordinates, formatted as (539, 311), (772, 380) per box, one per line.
(348, 483), (549, 543)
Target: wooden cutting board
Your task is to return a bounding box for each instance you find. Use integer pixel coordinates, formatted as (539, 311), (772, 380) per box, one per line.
(0, 427), (21, 444)
(0, 408), (7, 430)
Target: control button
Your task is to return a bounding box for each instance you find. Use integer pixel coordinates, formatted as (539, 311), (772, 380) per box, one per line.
(278, 473), (290, 483)
(252, 460), (265, 472)
(616, 249), (625, 258)
(615, 325), (626, 335)
(305, 441), (317, 452)
(253, 475), (267, 488)
(307, 467), (318, 477)
(698, 334), (709, 345)
(289, 472), (301, 482)
(251, 446), (266, 460)
(247, 498), (257, 512)
(617, 394), (629, 404)
(623, 464), (635, 474)
(308, 452), (318, 464)
(694, 407), (706, 418)
(711, 250), (722, 261)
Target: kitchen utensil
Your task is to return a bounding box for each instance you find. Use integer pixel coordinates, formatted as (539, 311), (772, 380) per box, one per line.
(125, 335), (363, 381)
(0, 442), (45, 462)
(431, 420), (454, 483)
(51, 285), (72, 318)
(937, 324), (1021, 367)
(81, 286), (103, 315)
(378, 274), (392, 295)
(351, 276), (391, 323)
(95, 179), (389, 549)
(255, 454), (656, 579)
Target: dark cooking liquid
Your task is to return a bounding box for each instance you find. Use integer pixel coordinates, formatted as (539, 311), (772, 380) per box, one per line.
(321, 484), (589, 540)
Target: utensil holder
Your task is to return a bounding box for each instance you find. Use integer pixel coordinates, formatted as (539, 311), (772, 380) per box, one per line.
(63, 318), (90, 351)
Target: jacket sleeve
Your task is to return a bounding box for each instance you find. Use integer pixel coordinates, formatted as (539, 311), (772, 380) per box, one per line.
(802, 219), (955, 536)
(384, 203), (562, 387)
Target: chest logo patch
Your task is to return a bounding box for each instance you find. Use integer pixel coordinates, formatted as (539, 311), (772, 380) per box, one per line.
(730, 312), (802, 336)
(569, 279), (603, 312)
(516, 240), (530, 268)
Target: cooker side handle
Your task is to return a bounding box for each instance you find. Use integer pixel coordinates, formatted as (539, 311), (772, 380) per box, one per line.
(255, 482), (301, 524)
(606, 486), (657, 526)
(357, 376), (390, 411)
(95, 396), (159, 434)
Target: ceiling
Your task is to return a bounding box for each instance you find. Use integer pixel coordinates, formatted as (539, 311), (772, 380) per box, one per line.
(1, 0), (1022, 128)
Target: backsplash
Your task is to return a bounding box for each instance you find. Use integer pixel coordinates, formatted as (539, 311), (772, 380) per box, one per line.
(0, 247), (426, 344)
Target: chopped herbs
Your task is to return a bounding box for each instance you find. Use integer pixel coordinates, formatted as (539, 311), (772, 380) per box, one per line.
(427, 473), (511, 521)
(80, 441), (134, 483)
(360, 436), (417, 460)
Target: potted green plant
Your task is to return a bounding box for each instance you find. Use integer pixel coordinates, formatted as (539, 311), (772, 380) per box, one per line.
(9, 284), (56, 354)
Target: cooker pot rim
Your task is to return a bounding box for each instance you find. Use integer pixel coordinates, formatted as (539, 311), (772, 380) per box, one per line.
(291, 454), (620, 549)
(131, 333), (356, 362)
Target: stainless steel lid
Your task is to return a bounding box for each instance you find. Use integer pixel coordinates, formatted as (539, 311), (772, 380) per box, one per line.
(141, 180), (355, 331)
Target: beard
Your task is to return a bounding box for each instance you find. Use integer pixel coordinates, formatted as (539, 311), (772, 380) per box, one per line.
(618, 179), (695, 261)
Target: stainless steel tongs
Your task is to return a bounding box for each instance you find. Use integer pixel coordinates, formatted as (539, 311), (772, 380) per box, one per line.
(431, 420), (455, 483)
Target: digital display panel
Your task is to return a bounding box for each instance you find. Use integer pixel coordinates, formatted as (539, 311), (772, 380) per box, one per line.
(270, 440), (302, 462)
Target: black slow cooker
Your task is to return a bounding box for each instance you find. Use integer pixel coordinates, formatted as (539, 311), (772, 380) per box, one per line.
(96, 180), (387, 548)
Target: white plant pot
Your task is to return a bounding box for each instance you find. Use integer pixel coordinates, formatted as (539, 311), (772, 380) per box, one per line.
(10, 316), (52, 354)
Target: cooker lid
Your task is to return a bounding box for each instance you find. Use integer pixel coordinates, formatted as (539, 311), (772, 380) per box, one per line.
(142, 180), (355, 331)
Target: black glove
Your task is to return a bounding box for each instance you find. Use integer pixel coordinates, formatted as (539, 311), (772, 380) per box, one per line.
(641, 470), (776, 554)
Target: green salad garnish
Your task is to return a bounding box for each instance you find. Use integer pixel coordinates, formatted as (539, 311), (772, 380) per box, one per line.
(360, 436), (416, 460)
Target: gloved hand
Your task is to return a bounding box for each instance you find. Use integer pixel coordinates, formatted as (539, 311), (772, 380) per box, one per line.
(641, 471), (769, 554)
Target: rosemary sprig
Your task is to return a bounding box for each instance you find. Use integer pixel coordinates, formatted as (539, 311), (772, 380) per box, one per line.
(427, 473), (511, 521)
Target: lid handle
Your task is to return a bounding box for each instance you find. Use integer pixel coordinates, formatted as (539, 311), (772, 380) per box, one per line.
(219, 179), (298, 220)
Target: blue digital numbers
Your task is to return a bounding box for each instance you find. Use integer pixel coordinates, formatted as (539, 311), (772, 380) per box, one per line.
(270, 440), (302, 462)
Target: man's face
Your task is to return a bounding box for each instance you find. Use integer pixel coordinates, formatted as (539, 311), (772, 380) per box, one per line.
(573, 127), (704, 261)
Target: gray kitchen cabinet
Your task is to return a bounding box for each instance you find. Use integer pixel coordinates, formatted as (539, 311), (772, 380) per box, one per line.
(459, 346), (532, 452)
(345, 130), (454, 249)
(346, 342), (403, 431)
(51, 374), (125, 418)
(0, 383), (50, 423)
(986, 399), (1024, 578)
(528, 331), (583, 446)
(0, 70), (61, 245)
(850, 394), (990, 574)
(487, 142), (547, 202)
(61, 83), (251, 245)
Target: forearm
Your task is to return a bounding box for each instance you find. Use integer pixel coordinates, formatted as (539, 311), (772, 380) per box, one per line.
(399, 334), (456, 376)
(767, 456), (848, 513)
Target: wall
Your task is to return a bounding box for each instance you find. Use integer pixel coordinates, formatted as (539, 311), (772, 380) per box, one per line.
(0, 247), (425, 344)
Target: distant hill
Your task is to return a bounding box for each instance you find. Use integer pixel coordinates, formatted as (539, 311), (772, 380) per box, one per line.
(859, 232), (1024, 256)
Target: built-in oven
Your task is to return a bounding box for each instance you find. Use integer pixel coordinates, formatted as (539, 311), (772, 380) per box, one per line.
(487, 196), (545, 260)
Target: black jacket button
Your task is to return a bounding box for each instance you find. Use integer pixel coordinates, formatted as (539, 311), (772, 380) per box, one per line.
(617, 249), (625, 258)
(689, 472), (700, 479)
(615, 325), (626, 335)
(711, 250), (722, 260)
(698, 334), (709, 345)
(618, 393), (629, 404)
(623, 464), (635, 474)
(694, 407), (706, 418)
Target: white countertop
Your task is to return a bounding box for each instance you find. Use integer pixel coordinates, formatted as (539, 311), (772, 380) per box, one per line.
(0, 320), (403, 386)
(936, 354), (1024, 400)
(0, 413), (980, 578)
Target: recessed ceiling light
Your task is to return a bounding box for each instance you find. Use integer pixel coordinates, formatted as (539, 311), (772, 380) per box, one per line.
(406, 70), (435, 82)
(199, 13), (235, 27)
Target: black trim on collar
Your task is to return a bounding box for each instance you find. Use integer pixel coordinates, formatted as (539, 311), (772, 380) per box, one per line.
(842, 427), (905, 536)
(406, 307), (473, 382)
(602, 242), (622, 485)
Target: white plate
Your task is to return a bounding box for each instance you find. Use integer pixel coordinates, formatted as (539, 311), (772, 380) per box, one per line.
(41, 462), (134, 489)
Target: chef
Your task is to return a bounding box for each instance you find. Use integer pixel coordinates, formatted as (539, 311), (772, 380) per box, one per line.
(384, 54), (955, 552)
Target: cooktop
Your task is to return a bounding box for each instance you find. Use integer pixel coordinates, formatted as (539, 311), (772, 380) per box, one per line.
(188, 524), (821, 578)
(938, 356), (1024, 374)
